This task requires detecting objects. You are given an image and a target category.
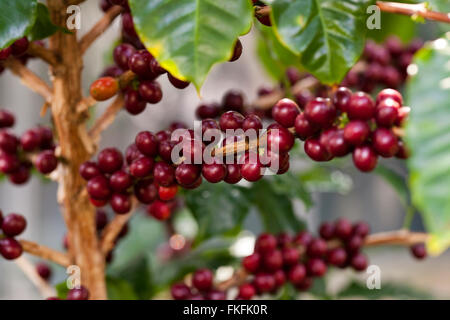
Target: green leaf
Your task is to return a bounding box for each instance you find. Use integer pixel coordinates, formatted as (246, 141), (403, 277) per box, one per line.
(256, 24), (302, 80)
(337, 280), (432, 299)
(106, 276), (139, 300)
(405, 36), (450, 255)
(271, 0), (372, 84)
(28, 3), (59, 41)
(299, 166), (353, 194)
(374, 165), (409, 208)
(184, 182), (251, 242)
(246, 179), (306, 233)
(0, 0), (37, 48)
(129, 0), (253, 90)
(110, 258), (153, 300)
(55, 282), (69, 299)
(270, 172), (313, 210)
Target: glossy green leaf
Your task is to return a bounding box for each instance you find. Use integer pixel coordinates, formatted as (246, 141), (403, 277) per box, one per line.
(0, 0), (37, 48)
(28, 3), (59, 41)
(106, 277), (139, 300)
(256, 24), (302, 80)
(405, 36), (450, 255)
(246, 179), (306, 233)
(129, 0), (253, 90)
(185, 182), (251, 242)
(271, 0), (372, 84)
(109, 258), (153, 299)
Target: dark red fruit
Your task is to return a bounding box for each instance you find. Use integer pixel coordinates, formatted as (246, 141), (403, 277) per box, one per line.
(219, 111), (245, 131)
(327, 130), (350, 157)
(372, 128), (399, 157)
(334, 218), (353, 240)
(110, 193), (131, 214)
(376, 102), (399, 127)
(171, 283), (191, 300)
(113, 43), (136, 70)
(36, 151), (58, 174)
(262, 250), (283, 271)
(0, 238), (23, 260)
(153, 162), (175, 187)
(9, 165), (30, 185)
(128, 50), (153, 77)
(0, 131), (18, 153)
(376, 88), (403, 106)
(109, 170), (132, 192)
(0, 110), (15, 128)
(238, 283), (255, 300)
(242, 253), (260, 273)
(2, 213), (26, 237)
(304, 98), (336, 128)
(294, 113), (318, 140)
(168, 74), (190, 89)
(11, 37), (29, 56)
(196, 103), (221, 119)
(327, 248), (347, 267)
(224, 164), (242, 184)
(202, 163), (226, 183)
(175, 164), (201, 186)
(20, 130), (41, 151)
(240, 152), (263, 182)
(95, 210), (108, 230)
(124, 89), (146, 115)
(229, 39), (243, 62)
(36, 263), (52, 281)
(293, 231), (313, 246)
(87, 175), (111, 200)
(147, 200), (171, 220)
(254, 273), (275, 292)
(192, 269), (213, 291)
(0, 47), (12, 60)
(255, 233), (277, 254)
(139, 80), (162, 104)
(158, 185), (178, 201)
(352, 221), (370, 238)
(134, 179), (158, 204)
(343, 120), (370, 146)
(282, 247), (300, 266)
(129, 157), (154, 178)
(306, 238), (327, 258)
(350, 253), (368, 271)
(266, 124), (295, 153)
(352, 145), (378, 172)
(287, 264), (306, 285)
(333, 87), (352, 112)
(410, 243), (427, 260)
(304, 138), (332, 162)
(98, 148), (123, 173)
(346, 235), (363, 253)
(0, 153), (19, 174)
(222, 90), (244, 112)
(272, 99), (300, 128)
(347, 92), (375, 120)
(149, 58), (166, 75)
(67, 286), (90, 300)
(242, 114), (263, 132)
(306, 258), (327, 277)
(79, 161), (101, 180)
(319, 222), (335, 240)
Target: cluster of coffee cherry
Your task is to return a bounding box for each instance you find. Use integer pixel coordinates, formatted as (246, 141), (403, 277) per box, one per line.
(296, 87), (409, 172)
(0, 211), (27, 260)
(92, 0), (243, 114)
(342, 37), (423, 92)
(0, 109), (58, 184)
(0, 37), (44, 74)
(171, 219), (370, 300)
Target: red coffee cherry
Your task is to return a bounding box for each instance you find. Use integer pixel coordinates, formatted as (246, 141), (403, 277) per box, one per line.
(347, 92), (375, 120)
(147, 200), (171, 220)
(272, 98), (300, 128)
(192, 268), (213, 292)
(304, 98), (336, 128)
(67, 286), (90, 300)
(2, 213), (27, 237)
(242, 253), (260, 273)
(352, 145), (378, 172)
(90, 77), (119, 101)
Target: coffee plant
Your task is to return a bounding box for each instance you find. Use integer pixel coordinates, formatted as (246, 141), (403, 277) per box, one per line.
(0, 0), (449, 301)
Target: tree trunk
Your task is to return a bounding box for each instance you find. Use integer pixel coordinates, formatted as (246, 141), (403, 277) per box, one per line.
(48, 0), (107, 299)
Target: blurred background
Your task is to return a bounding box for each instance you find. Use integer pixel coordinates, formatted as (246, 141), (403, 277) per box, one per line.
(0, 1), (449, 299)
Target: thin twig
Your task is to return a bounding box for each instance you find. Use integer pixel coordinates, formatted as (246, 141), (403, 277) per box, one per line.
(27, 42), (58, 66)
(79, 6), (123, 54)
(76, 96), (97, 113)
(19, 240), (71, 267)
(88, 95), (124, 142)
(14, 256), (57, 298)
(376, 1), (450, 24)
(4, 58), (53, 103)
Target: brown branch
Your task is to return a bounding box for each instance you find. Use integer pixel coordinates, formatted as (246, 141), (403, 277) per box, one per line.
(77, 96), (97, 113)
(4, 58), (53, 103)
(15, 256), (57, 298)
(217, 230), (429, 291)
(100, 200), (137, 255)
(27, 42), (58, 66)
(89, 95), (124, 142)
(376, 1), (450, 24)
(19, 240), (71, 267)
(79, 6), (123, 54)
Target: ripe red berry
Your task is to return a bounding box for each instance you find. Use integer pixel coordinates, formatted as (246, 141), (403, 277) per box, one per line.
(304, 138), (332, 162)
(396, 106), (410, 126)
(0, 110), (15, 128)
(168, 74), (190, 89)
(79, 161), (101, 180)
(196, 103), (221, 120)
(372, 128), (399, 157)
(376, 105), (399, 128)
(306, 258), (327, 277)
(293, 231), (313, 246)
(90, 77), (119, 101)
(346, 235), (363, 253)
(238, 283), (256, 300)
(376, 88), (403, 106)
(294, 113), (318, 140)
(36, 150), (58, 174)
(242, 253), (260, 273)
(20, 129), (41, 151)
(9, 165), (30, 185)
(343, 120), (370, 146)
(87, 175), (111, 200)
(334, 218), (353, 240)
(352, 221), (370, 238)
(287, 264), (306, 285)
(347, 92), (375, 120)
(262, 250), (283, 271)
(306, 238), (327, 258)
(67, 286), (90, 300)
(98, 148), (123, 173)
(36, 263), (52, 281)
(266, 124), (295, 153)
(333, 87), (352, 112)
(110, 193), (131, 214)
(129, 157), (154, 178)
(134, 179), (157, 204)
(202, 163), (226, 183)
(319, 222), (335, 240)
(0, 153), (19, 174)
(272, 99), (300, 128)
(327, 247), (347, 267)
(410, 243), (427, 260)
(153, 162), (175, 187)
(158, 185), (178, 201)
(109, 170), (132, 192)
(396, 140), (410, 159)
(113, 43), (136, 70)
(242, 114), (263, 132)
(240, 153), (263, 182)
(282, 247), (300, 266)
(350, 253), (368, 271)
(0, 46), (12, 60)
(255, 233), (277, 254)
(224, 164), (242, 184)
(0, 238), (23, 260)
(171, 283), (191, 300)
(192, 268), (213, 291)
(327, 130), (350, 157)
(128, 50), (153, 77)
(124, 89), (146, 115)
(95, 210), (108, 230)
(11, 37), (29, 56)
(138, 80), (163, 104)
(2, 213), (27, 237)
(150, 58), (166, 76)
(222, 90), (244, 112)
(229, 39), (243, 62)
(352, 145), (378, 172)
(0, 131), (18, 153)
(175, 164), (201, 186)
(147, 200), (171, 220)
(219, 111), (245, 131)
(304, 98), (336, 128)
(254, 272), (275, 292)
